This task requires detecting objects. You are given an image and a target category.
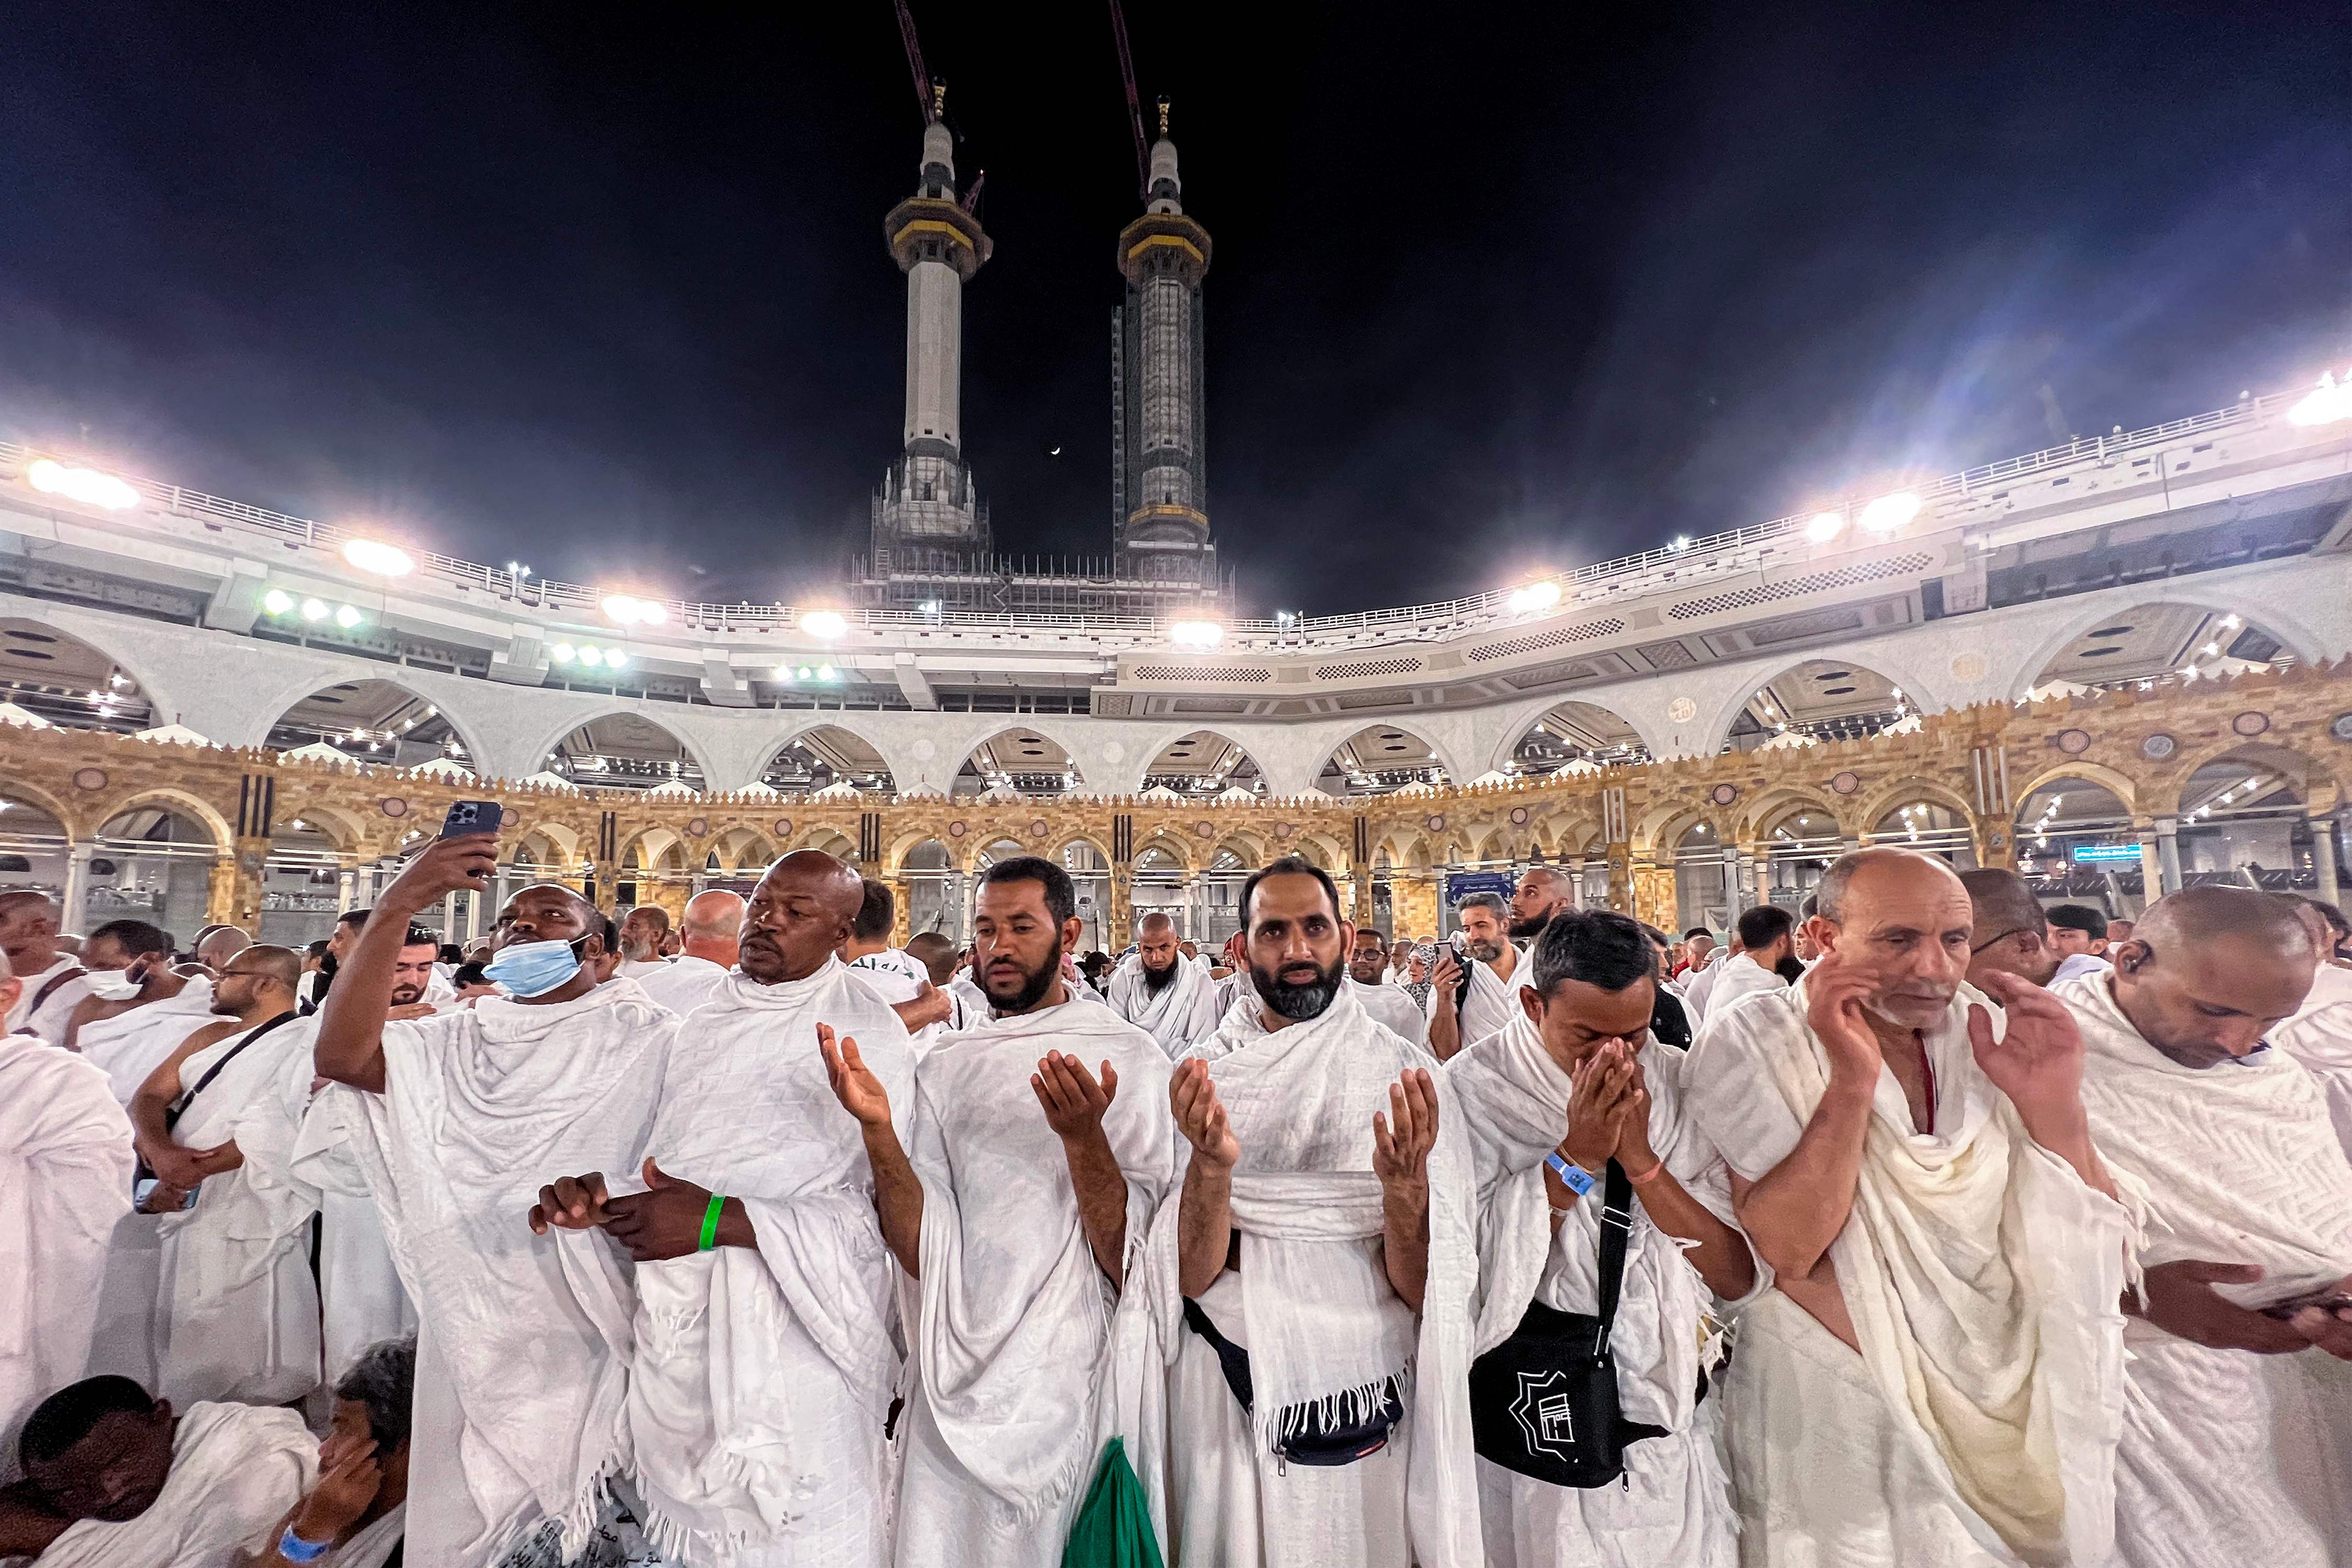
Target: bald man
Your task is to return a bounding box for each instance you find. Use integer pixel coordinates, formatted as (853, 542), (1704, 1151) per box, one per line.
(634, 887), (745, 1017)
(1505, 864), (1574, 942)
(192, 925), (251, 975)
(2054, 887), (2352, 1568)
(1960, 867), (2062, 988)
(0, 891), (90, 1043)
(1685, 847), (2135, 1567)
(1107, 910), (1222, 1056)
(126, 944), (320, 1408)
(315, 836), (678, 1565)
(536, 851), (914, 1564)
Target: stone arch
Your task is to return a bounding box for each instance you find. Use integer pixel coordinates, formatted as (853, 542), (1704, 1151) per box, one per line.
(1704, 655), (1939, 757)
(2168, 739), (2342, 819)
(1853, 776), (1977, 837)
(618, 825), (684, 870)
(1129, 830), (1196, 875)
(2011, 594), (2331, 702)
(253, 671), (494, 775)
(1316, 722), (1455, 795)
(2009, 762), (2142, 822)
(1737, 787), (1851, 843)
(96, 787), (233, 851)
(711, 826), (778, 871)
(273, 799), (371, 855)
(1052, 832), (1115, 869)
(756, 721), (898, 795)
(0, 773), (87, 840)
(1293, 831), (1350, 870)
(1489, 698), (1656, 776)
(957, 727), (1085, 797)
(0, 610), (174, 735)
(518, 704), (713, 790)
(1139, 730), (1269, 795)
(1631, 800), (1725, 858)
(794, 825), (861, 862)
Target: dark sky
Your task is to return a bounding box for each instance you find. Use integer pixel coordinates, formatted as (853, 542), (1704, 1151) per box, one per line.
(4, 3), (2348, 615)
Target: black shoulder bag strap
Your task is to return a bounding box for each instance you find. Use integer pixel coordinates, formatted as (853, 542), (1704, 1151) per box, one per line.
(163, 1009), (301, 1134)
(27, 964), (88, 1016)
(1590, 1158), (1635, 1358)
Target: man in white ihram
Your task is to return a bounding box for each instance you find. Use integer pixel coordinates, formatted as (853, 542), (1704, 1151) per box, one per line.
(1347, 928), (1428, 1047)
(534, 850), (913, 1566)
(1426, 892), (1525, 1060)
(1146, 856), (1480, 1567)
(2053, 886), (2352, 1568)
(316, 833), (677, 1568)
(1684, 847), (2137, 1567)
(631, 889), (744, 1017)
(825, 854), (1174, 1566)
(0, 891), (91, 1044)
(1108, 910), (1223, 1056)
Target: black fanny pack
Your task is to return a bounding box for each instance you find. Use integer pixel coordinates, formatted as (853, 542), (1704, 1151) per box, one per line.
(1180, 1296), (1405, 1469)
(1467, 1158), (1666, 1489)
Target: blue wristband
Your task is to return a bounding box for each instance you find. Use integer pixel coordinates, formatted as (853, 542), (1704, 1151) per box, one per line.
(278, 1523), (334, 1563)
(1545, 1152), (1597, 1196)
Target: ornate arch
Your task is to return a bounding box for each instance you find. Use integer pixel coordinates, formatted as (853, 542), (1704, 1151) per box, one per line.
(2163, 737), (2342, 818)
(95, 787), (234, 850)
(2008, 761), (2141, 821)
(1853, 776), (1977, 835)
(0, 773), (88, 839)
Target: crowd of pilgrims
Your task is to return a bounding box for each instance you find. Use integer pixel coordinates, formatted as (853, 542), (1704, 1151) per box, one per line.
(2, 828), (2350, 1568)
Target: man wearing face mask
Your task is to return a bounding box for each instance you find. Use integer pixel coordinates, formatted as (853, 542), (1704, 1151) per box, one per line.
(1682, 847), (2135, 1568)
(827, 855), (1174, 1566)
(533, 850), (914, 1565)
(1427, 892), (1524, 1060)
(62, 922), (214, 1093)
(314, 834), (679, 1568)
(1150, 857), (1480, 1567)
(2051, 887), (2352, 1568)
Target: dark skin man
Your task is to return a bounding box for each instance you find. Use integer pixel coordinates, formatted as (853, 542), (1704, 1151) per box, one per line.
(127, 944), (301, 1212)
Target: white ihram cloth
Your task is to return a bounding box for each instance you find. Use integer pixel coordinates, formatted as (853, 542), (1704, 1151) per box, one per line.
(2276, 964), (2352, 1158)
(1138, 988), (1481, 1568)
(895, 996), (1175, 1568)
(1426, 946), (1526, 1050)
(1351, 975), (1429, 1049)
(74, 978), (216, 1103)
(6, 953), (89, 1044)
(0, 1037), (132, 1480)
(1691, 954), (1784, 1040)
(627, 961), (914, 1566)
(635, 953), (732, 1018)
(1446, 1016), (1751, 1568)
(1679, 949), (1727, 1022)
(2057, 971), (2352, 1568)
(1684, 978), (2139, 1568)
(848, 947), (963, 1054)
(1106, 953), (1223, 1057)
(947, 972), (990, 1021)
(153, 1013), (322, 1409)
(344, 978), (676, 1568)
(30, 1400), (315, 1568)
(290, 1075), (419, 1382)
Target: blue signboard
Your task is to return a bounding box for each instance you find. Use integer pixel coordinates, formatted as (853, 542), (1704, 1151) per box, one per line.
(1443, 870), (1519, 905)
(2070, 843), (2141, 864)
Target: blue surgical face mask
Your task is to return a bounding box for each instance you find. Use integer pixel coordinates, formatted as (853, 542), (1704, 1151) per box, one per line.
(482, 936), (588, 999)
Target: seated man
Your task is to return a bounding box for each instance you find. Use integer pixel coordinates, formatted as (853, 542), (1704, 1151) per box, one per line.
(239, 1339), (414, 1567)
(0, 1376), (313, 1565)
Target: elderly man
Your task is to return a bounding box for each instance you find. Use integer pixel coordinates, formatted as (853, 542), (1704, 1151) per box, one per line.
(0, 949), (133, 1479)
(1427, 892), (1524, 1059)
(1960, 867), (2063, 987)
(535, 851), (914, 1565)
(129, 946), (320, 1409)
(633, 888), (744, 1016)
(1692, 904), (1796, 1036)
(0, 891), (91, 1043)
(1506, 866), (1575, 942)
(1108, 910), (1223, 1056)
(1151, 857), (1478, 1567)
(1348, 928), (1428, 1045)
(2053, 887), (2352, 1568)
(315, 835), (677, 1567)
(617, 903), (672, 977)
(827, 855), (1174, 1566)
(1685, 847), (2135, 1567)
(1449, 909), (1758, 1567)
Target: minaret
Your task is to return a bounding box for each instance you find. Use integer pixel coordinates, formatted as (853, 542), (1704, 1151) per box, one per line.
(1112, 102), (1215, 589)
(870, 90), (993, 581)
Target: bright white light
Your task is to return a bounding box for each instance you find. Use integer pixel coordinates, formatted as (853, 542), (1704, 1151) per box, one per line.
(342, 538), (413, 577)
(1170, 619), (1224, 647)
(261, 589), (294, 615)
(2288, 371), (2352, 428)
(604, 650), (628, 670)
(1806, 511), (1847, 542)
(1506, 580), (1562, 613)
(817, 663), (837, 681)
(333, 604), (363, 629)
(1668, 535), (1692, 552)
(299, 598), (329, 622)
(579, 645), (604, 667)
(602, 593), (665, 626)
(27, 458), (139, 511)
(800, 610), (847, 640)
(2201, 641), (2221, 656)
(773, 664), (793, 681)
(1859, 491), (1922, 534)
(2219, 614), (2241, 629)
(550, 643), (576, 664)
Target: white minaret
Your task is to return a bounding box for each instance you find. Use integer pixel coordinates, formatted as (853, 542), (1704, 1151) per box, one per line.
(1113, 103), (1215, 589)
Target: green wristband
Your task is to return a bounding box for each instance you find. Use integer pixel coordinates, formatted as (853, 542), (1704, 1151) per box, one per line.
(698, 1193), (727, 1252)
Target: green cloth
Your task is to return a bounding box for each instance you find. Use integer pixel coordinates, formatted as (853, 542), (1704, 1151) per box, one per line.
(1060, 1437), (1165, 1568)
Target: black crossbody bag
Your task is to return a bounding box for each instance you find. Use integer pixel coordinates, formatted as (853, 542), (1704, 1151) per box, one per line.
(132, 1010), (301, 1191)
(1467, 1158), (1667, 1489)
(1180, 1295), (1407, 1469)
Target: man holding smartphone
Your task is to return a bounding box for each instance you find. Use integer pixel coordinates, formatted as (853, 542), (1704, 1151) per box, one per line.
(1425, 893), (1524, 1060)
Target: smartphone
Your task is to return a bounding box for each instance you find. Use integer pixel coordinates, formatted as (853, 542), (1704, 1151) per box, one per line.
(440, 800), (504, 839)
(133, 1177), (200, 1211)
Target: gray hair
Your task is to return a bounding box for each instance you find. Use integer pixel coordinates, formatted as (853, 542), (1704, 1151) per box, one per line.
(1457, 891), (1508, 919)
(1814, 846), (1962, 923)
(335, 1337), (417, 1451)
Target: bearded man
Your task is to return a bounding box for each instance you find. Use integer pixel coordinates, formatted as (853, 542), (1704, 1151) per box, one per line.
(1427, 892), (1524, 1059)
(1506, 866), (1574, 943)
(1146, 856), (1480, 1567)
(1108, 911), (1222, 1057)
(826, 855), (1175, 1567)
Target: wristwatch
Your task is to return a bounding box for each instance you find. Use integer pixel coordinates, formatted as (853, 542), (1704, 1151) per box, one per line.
(1544, 1152), (1597, 1196)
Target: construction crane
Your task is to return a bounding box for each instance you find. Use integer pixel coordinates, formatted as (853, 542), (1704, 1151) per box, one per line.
(891, 0), (935, 123)
(1106, 0), (1150, 199)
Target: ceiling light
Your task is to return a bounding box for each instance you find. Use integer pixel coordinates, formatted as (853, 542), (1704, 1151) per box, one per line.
(1170, 619), (1224, 647)
(2218, 614), (2241, 630)
(299, 598), (329, 622)
(2288, 371), (2352, 428)
(1859, 491), (1922, 533)
(1806, 510), (1847, 542)
(817, 663), (837, 681)
(605, 650), (628, 670)
(550, 643), (576, 663)
(333, 604), (363, 629)
(800, 610), (847, 640)
(579, 645), (604, 667)
(27, 458), (139, 510)
(342, 538), (413, 576)
(773, 664), (793, 681)
(1506, 580), (1561, 613)
(262, 589), (294, 615)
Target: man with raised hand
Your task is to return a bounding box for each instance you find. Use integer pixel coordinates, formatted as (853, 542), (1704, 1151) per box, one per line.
(532, 850), (914, 1566)
(1684, 846), (2136, 1568)
(1150, 856), (1479, 1568)
(128, 944), (320, 1409)
(314, 834), (676, 1568)
(0, 891), (90, 1043)
(1426, 891), (1524, 1060)
(1448, 909), (1758, 1567)
(824, 854), (1174, 1567)
(2053, 886), (2352, 1568)
(1108, 910), (1224, 1057)
(633, 887), (744, 1016)
(1348, 928), (1429, 1047)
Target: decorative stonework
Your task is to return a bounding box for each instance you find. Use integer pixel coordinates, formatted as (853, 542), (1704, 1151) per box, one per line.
(2056, 729), (2092, 755)
(1668, 697), (1698, 724)
(2231, 710), (2270, 737)
(1830, 771), (1861, 795)
(2141, 733), (2177, 760)
(1950, 652), (1988, 682)
(380, 797), (410, 817)
(71, 767), (106, 791)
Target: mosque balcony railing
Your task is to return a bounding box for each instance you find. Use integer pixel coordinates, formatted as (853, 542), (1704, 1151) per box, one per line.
(0, 384), (2304, 653)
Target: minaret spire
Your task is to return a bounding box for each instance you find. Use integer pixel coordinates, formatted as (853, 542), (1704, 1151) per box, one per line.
(1112, 105), (1215, 592)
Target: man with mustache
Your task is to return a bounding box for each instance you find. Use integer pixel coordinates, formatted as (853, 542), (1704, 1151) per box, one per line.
(1427, 892), (1524, 1060)
(1108, 910), (1223, 1056)
(825, 854), (1175, 1566)
(1348, 928), (1429, 1046)
(1684, 847), (2135, 1567)
(1506, 866), (1574, 942)
(0, 891), (92, 1044)
(1149, 856), (1480, 1567)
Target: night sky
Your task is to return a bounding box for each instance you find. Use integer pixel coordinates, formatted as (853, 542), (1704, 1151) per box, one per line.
(3, 4), (2348, 615)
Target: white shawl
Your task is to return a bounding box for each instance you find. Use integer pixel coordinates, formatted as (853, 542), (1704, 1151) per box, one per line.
(1683, 978), (2139, 1567)
(1426, 947), (1525, 1048)
(2277, 967), (2352, 1160)
(73, 979), (216, 1104)
(2060, 972), (2352, 1304)
(628, 959), (914, 1562)
(32, 1401), (315, 1567)
(905, 997), (1175, 1524)
(344, 978), (676, 1563)
(1142, 986), (1481, 1568)
(1350, 976), (1429, 1050)
(1106, 954), (1223, 1057)
(0, 1037), (132, 1479)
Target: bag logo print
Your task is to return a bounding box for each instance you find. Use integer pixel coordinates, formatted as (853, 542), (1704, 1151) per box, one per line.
(1512, 1368), (1577, 1458)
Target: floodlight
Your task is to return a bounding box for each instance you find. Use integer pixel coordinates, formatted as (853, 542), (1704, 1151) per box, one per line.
(1859, 491), (1922, 533)
(27, 458), (139, 510)
(342, 539), (413, 577)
